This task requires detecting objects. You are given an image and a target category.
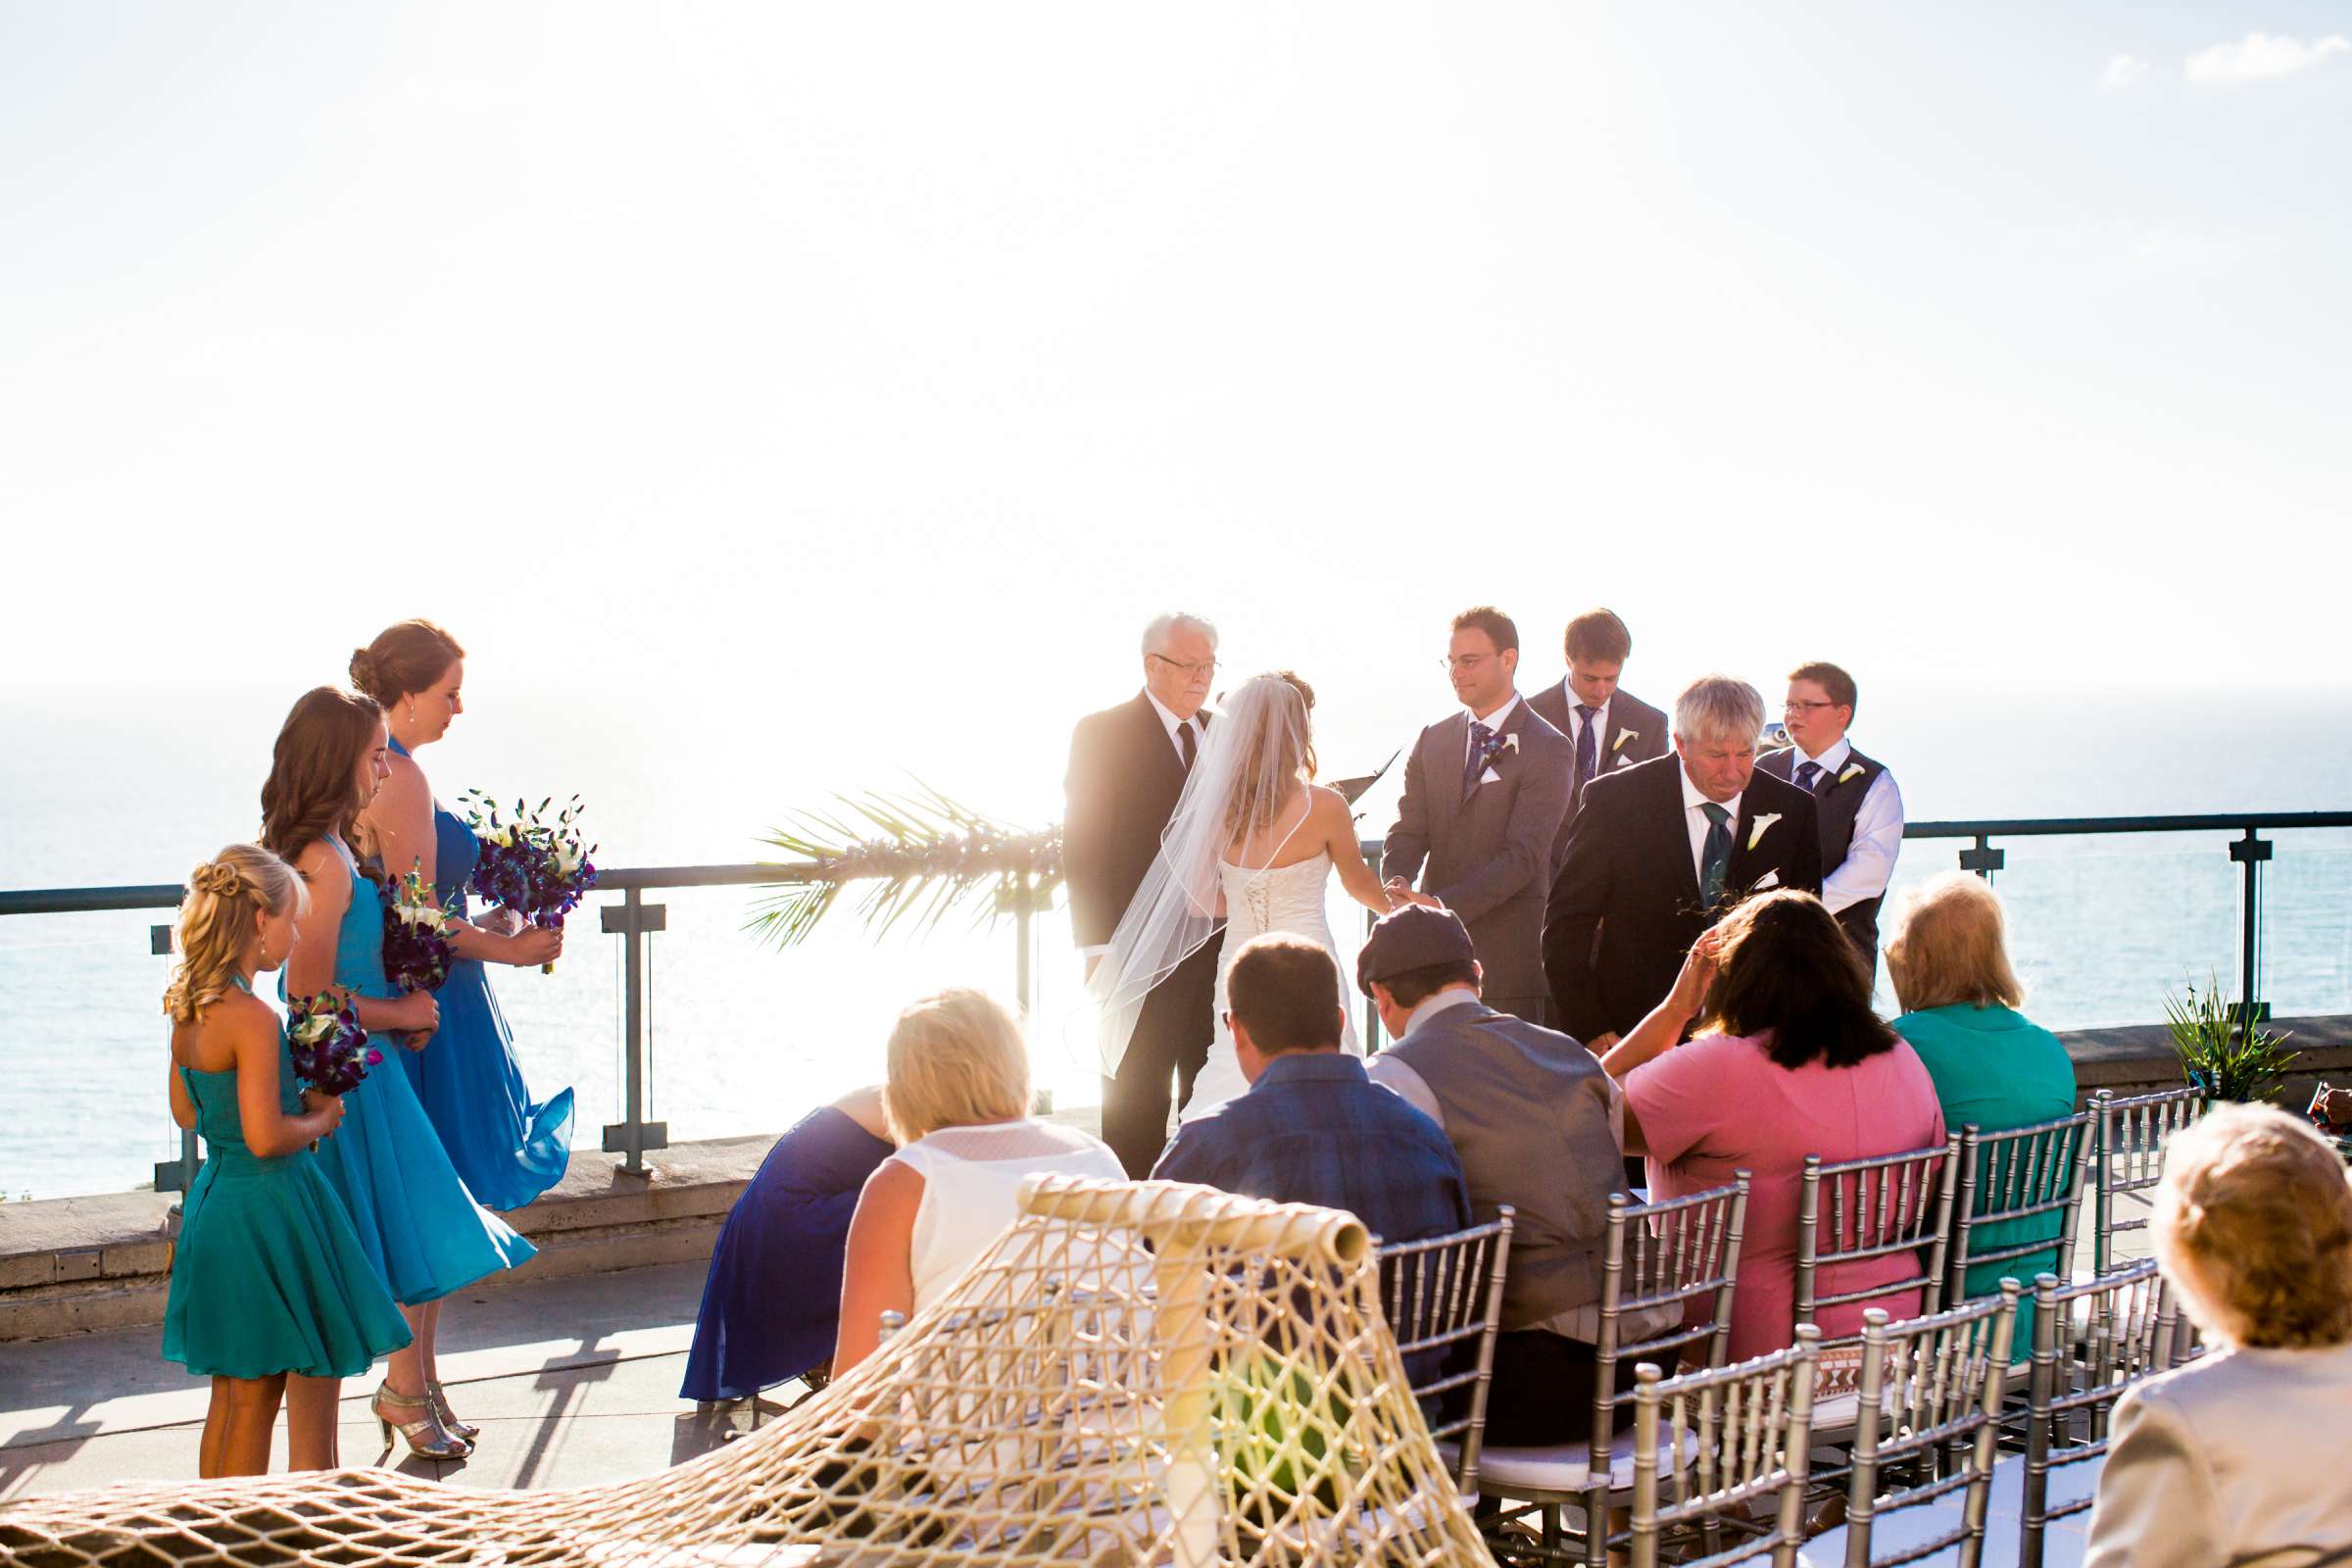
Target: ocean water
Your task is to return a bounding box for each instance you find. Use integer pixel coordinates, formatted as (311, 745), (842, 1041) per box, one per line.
(3, 685), (2347, 1201)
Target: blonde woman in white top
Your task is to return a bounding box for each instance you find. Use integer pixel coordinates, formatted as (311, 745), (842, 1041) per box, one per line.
(833, 990), (1125, 1375)
(2085, 1102), (2352, 1566)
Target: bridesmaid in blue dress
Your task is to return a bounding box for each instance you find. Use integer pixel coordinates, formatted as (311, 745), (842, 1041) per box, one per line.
(263, 686), (536, 1461)
(163, 845), (410, 1476)
(352, 619), (574, 1211)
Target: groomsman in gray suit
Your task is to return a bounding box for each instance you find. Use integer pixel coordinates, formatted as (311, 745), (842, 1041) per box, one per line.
(1382, 607), (1574, 1024)
(1525, 609), (1670, 864)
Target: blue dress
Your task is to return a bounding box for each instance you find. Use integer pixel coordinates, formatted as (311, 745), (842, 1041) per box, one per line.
(387, 737), (574, 1211)
(298, 837), (537, 1304)
(679, 1105), (894, 1400)
(163, 981), (412, 1379)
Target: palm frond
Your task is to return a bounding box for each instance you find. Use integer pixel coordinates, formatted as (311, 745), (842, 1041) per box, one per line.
(746, 782), (1062, 950)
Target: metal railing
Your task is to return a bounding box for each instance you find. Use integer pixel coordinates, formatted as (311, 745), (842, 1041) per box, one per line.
(3, 810), (2346, 1197)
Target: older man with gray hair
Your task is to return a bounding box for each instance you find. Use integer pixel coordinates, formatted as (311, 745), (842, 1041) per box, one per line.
(1066, 612), (1225, 1175)
(1541, 675), (1823, 1049)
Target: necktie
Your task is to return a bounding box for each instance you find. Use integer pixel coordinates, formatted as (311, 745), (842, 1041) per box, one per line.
(1794, 759), (1823, 794)
(1573, 704), (1598, 793)
(1698, 802), (1733, 906)
(1179, 722), (1198, 775)
(1463, 722), (1494, 798)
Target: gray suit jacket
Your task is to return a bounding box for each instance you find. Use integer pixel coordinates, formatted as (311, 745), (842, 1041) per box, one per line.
(1380, 698), (1573, 1009)
(1523, 683), (1671, 865)
(2085, 1339), (2352, 1567)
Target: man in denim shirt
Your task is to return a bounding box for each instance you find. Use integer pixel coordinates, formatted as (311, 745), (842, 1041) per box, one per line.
(1153, 933), (1469, 1246)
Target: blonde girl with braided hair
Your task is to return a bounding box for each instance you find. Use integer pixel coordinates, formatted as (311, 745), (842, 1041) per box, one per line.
(263, 686), (536, 1461)
(162, 845), (411, 1478)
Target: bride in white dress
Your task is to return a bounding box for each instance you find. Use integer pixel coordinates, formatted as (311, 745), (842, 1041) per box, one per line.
(1089, 672), (1402, 1128)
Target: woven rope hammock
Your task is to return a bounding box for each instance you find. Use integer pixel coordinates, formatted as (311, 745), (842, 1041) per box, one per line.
(3, 1176), (1496, 1567)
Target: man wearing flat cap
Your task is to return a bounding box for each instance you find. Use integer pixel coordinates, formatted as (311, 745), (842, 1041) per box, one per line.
(1361, 906), (1661, 1445)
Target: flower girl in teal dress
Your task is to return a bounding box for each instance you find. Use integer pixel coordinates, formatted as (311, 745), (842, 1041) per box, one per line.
(162, 845), (410, 1477)
(263, 687), (536, 1460)
(352, 620), (574, 1211)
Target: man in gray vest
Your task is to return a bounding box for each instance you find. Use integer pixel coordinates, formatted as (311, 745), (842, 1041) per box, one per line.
(1359, 906), (1654, 1445)
(1755, 661), (1904, 982)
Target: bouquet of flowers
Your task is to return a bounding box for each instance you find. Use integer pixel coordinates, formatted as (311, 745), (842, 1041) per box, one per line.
(381, 859), (456, 995)
(464, 790), (599, 973)
(286, 991), (380, 1098)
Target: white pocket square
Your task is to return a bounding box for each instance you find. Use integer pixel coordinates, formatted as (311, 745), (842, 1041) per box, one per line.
(1615, 753), (1637, 768)
(1480, 766), (1502, 785)
(1751, 869), (1782, 891)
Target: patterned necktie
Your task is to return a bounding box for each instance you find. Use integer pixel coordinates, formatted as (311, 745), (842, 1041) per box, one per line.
(1463, 721), (1494, 798)
(1573, 704), (1598, 793)
(1179, 722), (1198, 775)
(1698, 802), (1733, 906)
(1794, 759), (1823, 794)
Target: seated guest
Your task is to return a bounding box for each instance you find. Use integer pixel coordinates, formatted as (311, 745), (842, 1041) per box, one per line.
(1600, 891), (1944, 1362)
(1154, 933), (1469, 1246)
(1754, 661), (1903, 980)
(1886, 872), (2075, 1357)
(681, 1086), (894, 1404)
(2087, 1103), (2352, 1565)
(833, 991), (1124, 1376)
(1359, 906), (1646, 1443)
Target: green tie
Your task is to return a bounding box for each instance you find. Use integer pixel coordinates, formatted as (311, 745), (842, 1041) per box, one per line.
(1699, 802), (1733, 906)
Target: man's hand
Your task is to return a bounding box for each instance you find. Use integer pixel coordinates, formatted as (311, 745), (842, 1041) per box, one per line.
(1587, 1031), (1621, 1054)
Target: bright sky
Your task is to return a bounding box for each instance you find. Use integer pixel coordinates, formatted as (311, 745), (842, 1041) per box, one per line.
(5, 2), (2348, 796)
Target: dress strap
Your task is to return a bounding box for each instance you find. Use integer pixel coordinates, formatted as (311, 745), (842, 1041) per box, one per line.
(1234, 793), (1315, 871)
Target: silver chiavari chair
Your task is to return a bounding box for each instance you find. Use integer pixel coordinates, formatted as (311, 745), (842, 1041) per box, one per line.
(2015, 1259), (2172, 1566)
(1795, 1138), (1961, 1354)
(1949, 1113), (2093, 1394)
(2089, 1087), (2206, 1275)
(1376, 1208), (1514, 1498)
(1472, 1175), (1752, 1567)
(1628, 1327), (1823, 1568)
(1793, 1285), (2021, 1568)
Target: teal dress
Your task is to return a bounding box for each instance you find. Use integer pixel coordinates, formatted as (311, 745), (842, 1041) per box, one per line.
(1892, 1003), (2078, 1359)
(298, 838), (537, 1304)
(162, 980), (411, 1378)
(387, 737), (574, 1211)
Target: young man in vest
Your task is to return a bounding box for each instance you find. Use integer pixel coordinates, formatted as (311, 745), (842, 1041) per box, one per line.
(1755, 661), (1904, 981)
(1359, 906), (1662, 1445)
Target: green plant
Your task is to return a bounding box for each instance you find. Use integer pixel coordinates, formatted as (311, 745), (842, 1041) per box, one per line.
(2163, 974), (2297, 1103)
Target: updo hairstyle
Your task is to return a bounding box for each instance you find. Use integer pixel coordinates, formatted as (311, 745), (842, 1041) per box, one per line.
(349, 619), (465, 708)
(163, 845), (306, 1024)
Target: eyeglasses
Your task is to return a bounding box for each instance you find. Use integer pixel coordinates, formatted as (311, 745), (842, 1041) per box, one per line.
(1150, 654), (1218, 679)
(1783, 699), (1842, 713)
(1441, 655), (1494, 673)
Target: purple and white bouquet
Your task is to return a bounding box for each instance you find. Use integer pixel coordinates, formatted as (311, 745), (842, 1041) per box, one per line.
(381, 859), (455, 995)
(286, 991), (380, 1098)
(464, 790), (599, 974)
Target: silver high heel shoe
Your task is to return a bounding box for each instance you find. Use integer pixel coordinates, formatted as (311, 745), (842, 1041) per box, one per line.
(426, 1379), (479, 1442)
(373, 1383), (472, 1460)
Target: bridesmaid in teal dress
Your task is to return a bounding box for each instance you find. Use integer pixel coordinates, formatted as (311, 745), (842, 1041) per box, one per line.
(352, 620), (574, 1211)
(263, 686), (536, 1460)
(163, 845), (410, 1477)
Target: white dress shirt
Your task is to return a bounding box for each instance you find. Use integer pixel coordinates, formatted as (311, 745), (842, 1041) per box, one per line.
(1462, 691), (1522, 768)
(1555, 682), (1611, 761)
(1143, 689), (1207, 765)
(1785, 736), (1904, 914)
(1679, 765), (1742, 889)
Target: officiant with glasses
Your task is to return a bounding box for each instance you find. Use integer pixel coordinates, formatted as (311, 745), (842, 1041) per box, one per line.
(1754, 661), (1903, 979)
(1380, 607), (1573, 1025)
(1065, 612), (1223, 1176)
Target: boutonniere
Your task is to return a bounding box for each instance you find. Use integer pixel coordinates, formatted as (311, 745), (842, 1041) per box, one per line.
(1612, 727), (1638, 754)
(1747, 813), (1782, 851)
(1501, 732), (1520, 757)
(1838, 762), (1865, 785)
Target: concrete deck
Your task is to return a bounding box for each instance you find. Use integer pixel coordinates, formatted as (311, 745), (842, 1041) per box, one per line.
(0, 1259), (786, 1500)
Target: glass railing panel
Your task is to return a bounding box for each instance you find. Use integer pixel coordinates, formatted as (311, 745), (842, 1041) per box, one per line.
(2260, 829), (2352, 1018)
(474, 909), (623, 1166)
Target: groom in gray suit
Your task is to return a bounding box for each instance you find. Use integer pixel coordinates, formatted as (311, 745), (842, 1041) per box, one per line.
(1381, 607), (1574, 1023)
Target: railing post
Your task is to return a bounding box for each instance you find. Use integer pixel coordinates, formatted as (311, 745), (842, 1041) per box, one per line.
(601, 888), (669, 1176)
(150, 921), (202, 1198)
(1957, 833), (2004, 882)
(1362, 844), (1385, 1052)
(2230, 828), (2272, 1027)
(1014, 871), (1034, 1017)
